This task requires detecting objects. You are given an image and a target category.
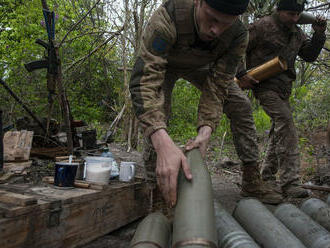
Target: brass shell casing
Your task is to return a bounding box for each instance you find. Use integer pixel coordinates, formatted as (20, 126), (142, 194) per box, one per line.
(247, 56), (288, 82)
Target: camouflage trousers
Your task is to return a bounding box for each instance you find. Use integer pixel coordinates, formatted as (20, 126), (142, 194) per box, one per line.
(255, 90), (300, 187)
(143, 68), (259, 182)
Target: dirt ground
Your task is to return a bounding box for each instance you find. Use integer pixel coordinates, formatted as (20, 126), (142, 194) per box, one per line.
(77, 128), (330, 248)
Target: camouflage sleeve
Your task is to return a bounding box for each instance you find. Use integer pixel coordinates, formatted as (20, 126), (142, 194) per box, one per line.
(129, 5), (176, 138)
(298, 30), (326, 62)
(246, 21), (262, 53)
(197, 26), (249, 131)
(236, 21), (261, 75)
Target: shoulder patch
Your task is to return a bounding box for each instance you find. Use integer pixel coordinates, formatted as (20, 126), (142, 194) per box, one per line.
(150, 31), (171, 56)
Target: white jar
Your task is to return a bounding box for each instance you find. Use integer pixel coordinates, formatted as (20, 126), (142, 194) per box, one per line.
(84, 156), (112, 184)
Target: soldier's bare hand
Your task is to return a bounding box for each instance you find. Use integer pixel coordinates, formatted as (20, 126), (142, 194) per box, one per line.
(185, 125), (212, 157)
(313, 16), (327, 34)
(238, 74), (259, 90)
(151, 129), (192, 207)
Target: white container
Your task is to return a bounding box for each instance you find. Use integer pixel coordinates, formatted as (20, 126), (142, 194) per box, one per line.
(84, 157), (113, 184)
(84, 156), (114, 165)
(84, 156), (119, 178)
(85, 162), (111, 184)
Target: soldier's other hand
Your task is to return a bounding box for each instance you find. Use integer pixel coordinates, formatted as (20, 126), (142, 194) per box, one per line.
(238, 74), (259, 90)
(151, 129), (192, 208)
(185, 125), (212, 157)
(313, 16), (327, 34)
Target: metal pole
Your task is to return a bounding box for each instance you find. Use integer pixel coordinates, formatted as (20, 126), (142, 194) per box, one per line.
(0, 79), (47, 134)
(0, 109), (3, 173)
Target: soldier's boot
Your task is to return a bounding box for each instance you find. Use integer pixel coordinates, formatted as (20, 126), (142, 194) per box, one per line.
(240, 165), (283, 204)
(282, 183), (309, 198)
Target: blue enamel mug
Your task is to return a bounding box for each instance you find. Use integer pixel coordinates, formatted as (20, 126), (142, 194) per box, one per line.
(54, 162), (78, 187)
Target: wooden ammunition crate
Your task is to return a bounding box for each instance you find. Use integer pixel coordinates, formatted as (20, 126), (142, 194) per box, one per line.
(0, 180), (150, 248)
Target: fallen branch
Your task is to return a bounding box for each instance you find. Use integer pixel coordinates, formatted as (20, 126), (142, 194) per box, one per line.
(109, 104), (126, 131)
(104, 104), (126, 142)
(222, 169), (239, 175)
(300, 184), (330, 193)
(219, 131), (227, 160)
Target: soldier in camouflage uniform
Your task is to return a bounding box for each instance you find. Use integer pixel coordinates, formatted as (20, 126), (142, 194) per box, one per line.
(129, 0), (283, 209)
(238, 0), (326, 197)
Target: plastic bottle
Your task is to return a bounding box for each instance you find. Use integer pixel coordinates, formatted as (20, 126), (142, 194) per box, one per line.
(101, 147), (113, 158)
(101, 147), (119, 178)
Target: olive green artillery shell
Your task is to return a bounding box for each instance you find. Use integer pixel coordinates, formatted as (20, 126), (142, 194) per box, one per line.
(172, 148), (217, 248)
(130, 212), (171, 248)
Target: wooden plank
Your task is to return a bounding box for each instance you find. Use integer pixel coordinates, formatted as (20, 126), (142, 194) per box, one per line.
(300, 184), (330, 192)
(30, 146), (68, 159)
(42, 176), (90, 189)
(55, 156), (78, 162)
(3, 161), (32, 174)
(4, 131), (33, 162)
(0, 161), (32, 184)
(0, 191), (37, 206)
(0, 181), (150, 248)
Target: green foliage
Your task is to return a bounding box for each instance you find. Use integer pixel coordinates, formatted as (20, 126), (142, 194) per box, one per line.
(169, 79), (232, 143)
(169, 79), (200, 142)
(291, 77), (330, 130)
(253, 105), (271, 134)
(304, 166), (316, 176)
(0, 0), (122, 127)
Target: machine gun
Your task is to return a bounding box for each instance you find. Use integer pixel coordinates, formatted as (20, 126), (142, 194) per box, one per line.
(24, 8), (58, 76)
(24, 38), (58, 75)
(23, 1), (75, 153)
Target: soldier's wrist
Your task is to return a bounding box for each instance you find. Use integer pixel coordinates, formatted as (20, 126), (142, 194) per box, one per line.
(236, 70), (247, 79)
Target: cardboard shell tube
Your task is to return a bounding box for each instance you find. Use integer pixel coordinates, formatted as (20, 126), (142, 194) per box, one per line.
(247, 56), (288, 82)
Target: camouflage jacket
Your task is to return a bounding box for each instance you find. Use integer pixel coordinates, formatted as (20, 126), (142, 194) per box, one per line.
(246, 12), (326, 98)
(129, 0), (248, 137)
